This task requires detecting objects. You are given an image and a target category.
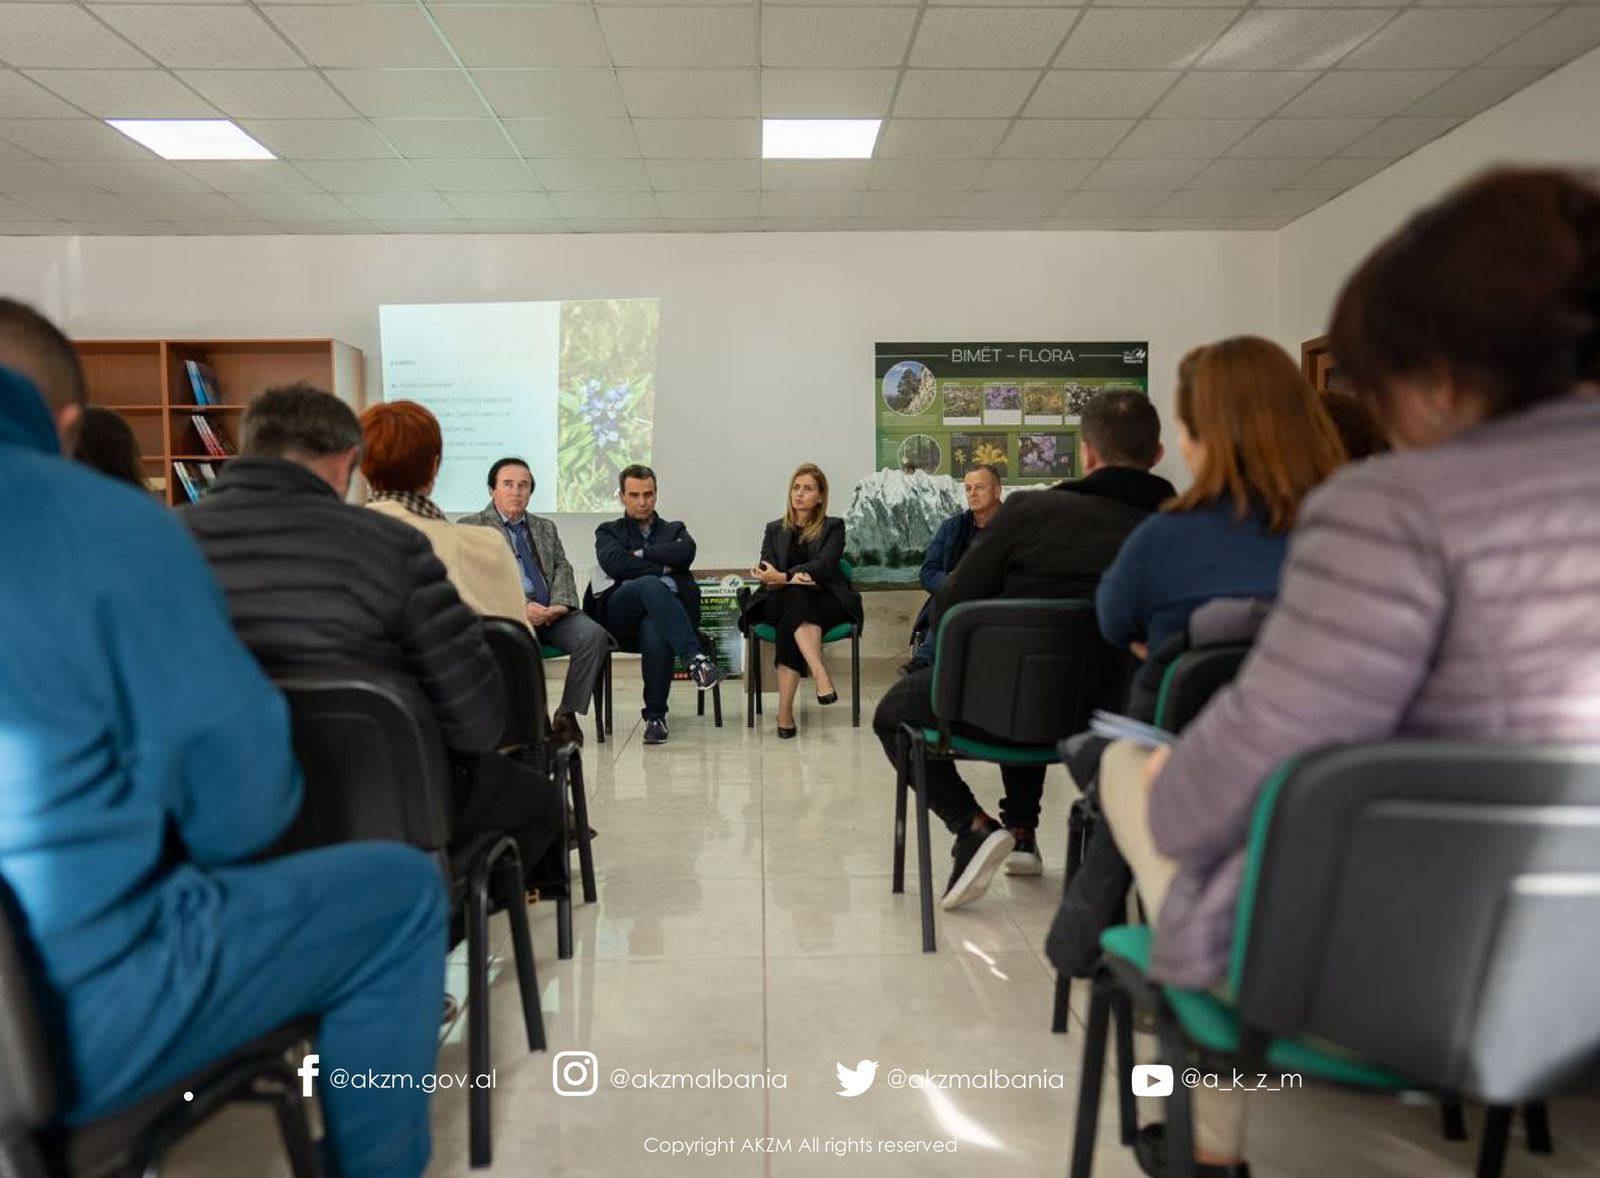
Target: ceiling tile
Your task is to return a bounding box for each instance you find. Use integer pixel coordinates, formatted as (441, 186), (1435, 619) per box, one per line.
(1056, 10), (1240, 70)
(0, 118), (156, 159)
(860, 188), (965, 216)
(296, 159), (431, 191)
(124, 190), (254, 219)
(1152, 72), (1315, 118)
(177, 69), (355, 118)
(335, 191), (458, 219)
(1155, 188), (1272, 215)
(1186, 156), (1317, 188)
(759, 159), (871, 188)
(411, 158), (539, 191)
(1341, 9), (1553, 69)
(1134, 217), (1235, 229)
(0, 159), (108, 190)
(14, 189), (160, 218)
(1289, 155), (1389, 187)
(1081, 158), (1206, 188)
(1044, 217), (1145, 229)
(1110, 118), (1254, 158)
(1197, 10), (1393, 70)
(909, 8), (1079, 67)
(431, 6), (610, 68)
(598, 7), (755, 67)
(1251, 188), (1337, 215)
(176, 160), (322, 191)
(761, 8), (917, 67)
(272, 220), (377, 235)
(532, 158), (650, 189)
(24, 69), (217, 117)
(1484, 7), (1600, 66)
(1053, 188), (1170, 216)
(978, 158), (1095, 188)
(1339, 116), (1460, 157)
(372, 119), (515, 159)
(368, 219), (474, 234)
(1226, 117), (1381, 157)
(632, 118), (756, 158)
(958, 188), (1065, 217)
(998, 119), (1131, 158)
(0, 69), (81, 117)
(242, 119), (398, 159)
(171, 221), (278, 235)
(326, 70), (486, 118)
(58, 159), (209, 190)
(761, 68), (896, 116)
(503, 118), (639, 158)
(262, 6), (453, 68)
(869, 159), (986, 189)
(442, 191), (560, 218)
(1025, 69), (1176, 118)
(1404, 66), (1543, 115)
(0, 5), (151, 68)
(549, 189), (659, 217)
(645, 159), (757, 189)
(654, 189), (758, 217)
(1232, 215), (1294, 229)
(877, 117), (1008, 158)
(892, 69), (1037, 117)
(618, 68), (758, 118)
(89, 5), (299, 68)
(760, 189), (863, 216)
(661, 219), (764, 232)
(473, 69), (627, 118)
(0, 141), (30, 161)
(465, 220), (565, 234)
(562, 216), (662, 231)
(228, 190), (359, 219)
(1278, 70), (1456, 118)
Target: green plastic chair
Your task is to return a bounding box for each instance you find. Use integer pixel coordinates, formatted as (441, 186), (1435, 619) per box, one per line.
(741, 558), (863, 729)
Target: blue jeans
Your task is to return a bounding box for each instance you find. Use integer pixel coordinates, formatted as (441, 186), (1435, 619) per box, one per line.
(602, 578), (703, 721)
(59, 844), (449, 1178)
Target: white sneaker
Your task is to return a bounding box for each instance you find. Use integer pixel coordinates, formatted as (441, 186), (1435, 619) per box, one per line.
(1004, 831), (1044, 875)
(942, 825), (1016, 911)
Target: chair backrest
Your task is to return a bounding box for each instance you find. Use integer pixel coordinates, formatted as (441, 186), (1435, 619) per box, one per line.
(1235, 741), (1600, 1104)
(838, 558), (854, 582)
(1152, 643), (1252, 732)
(0, 883), (55, 1172)
(274, 667), (456, 855)
(479, 616), (549, 751)
(931, 599), (1130, 745)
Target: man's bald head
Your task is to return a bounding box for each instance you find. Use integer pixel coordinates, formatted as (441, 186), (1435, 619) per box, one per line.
(0, 298), (85, 449)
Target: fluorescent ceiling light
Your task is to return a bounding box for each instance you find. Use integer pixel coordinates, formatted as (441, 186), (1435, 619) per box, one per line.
(106, 119), (275, 161)
(762, 119), (880, 160)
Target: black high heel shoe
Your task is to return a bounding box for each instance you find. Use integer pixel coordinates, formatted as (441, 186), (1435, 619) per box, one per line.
(816, 685), (839, 706)
(777, 722), (798, 739)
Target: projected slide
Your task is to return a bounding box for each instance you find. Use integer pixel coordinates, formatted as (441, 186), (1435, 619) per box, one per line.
(379, 298), (659, 513)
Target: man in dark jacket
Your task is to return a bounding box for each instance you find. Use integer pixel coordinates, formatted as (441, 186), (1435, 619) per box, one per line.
(873, 391), (1174, 908)
(905, 463), (1003, 673)
(592, 463), (723, 746)
(182, 383), (561, 885)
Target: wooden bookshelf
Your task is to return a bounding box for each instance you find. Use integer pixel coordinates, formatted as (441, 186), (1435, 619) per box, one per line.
(1301, 334), (1348, 394)
(74, 338), (363, 506)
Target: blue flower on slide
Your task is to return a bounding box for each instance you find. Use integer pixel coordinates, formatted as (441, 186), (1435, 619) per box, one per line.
(578, 377), (629, 447)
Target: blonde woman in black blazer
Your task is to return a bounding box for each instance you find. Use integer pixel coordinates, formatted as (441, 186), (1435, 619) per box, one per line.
(739, 463), (864, 738)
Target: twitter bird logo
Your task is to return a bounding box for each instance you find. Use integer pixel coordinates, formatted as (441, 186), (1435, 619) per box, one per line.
(836, 1060), (879, 1097)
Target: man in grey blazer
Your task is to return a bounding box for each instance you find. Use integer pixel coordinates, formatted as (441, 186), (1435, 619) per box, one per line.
(460, 457), (611, 746)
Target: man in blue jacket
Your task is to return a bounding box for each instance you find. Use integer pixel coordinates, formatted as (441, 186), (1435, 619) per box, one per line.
(904, 463), (1003, 673)
(592, 464), (723, 745)
(0, 299), (448, 1178)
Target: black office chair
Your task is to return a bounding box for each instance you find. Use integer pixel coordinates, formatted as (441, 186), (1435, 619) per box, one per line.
(892, 600), (1130, 953)
(581, 585), (723, 734)
(481, 616), (597, 950)
(1069, 741), (1600, 1178)
(273, 667), (544, 1170)
(0, 889), (321, 1178)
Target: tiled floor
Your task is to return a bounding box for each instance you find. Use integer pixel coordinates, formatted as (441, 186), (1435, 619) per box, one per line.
(169, 661), (1600, 1177)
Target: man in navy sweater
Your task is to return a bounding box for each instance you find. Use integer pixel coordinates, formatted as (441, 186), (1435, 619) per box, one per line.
(904, 463), (1003, 673)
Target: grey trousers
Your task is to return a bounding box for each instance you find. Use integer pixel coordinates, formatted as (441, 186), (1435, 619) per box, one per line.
(538, 610), (612, 716)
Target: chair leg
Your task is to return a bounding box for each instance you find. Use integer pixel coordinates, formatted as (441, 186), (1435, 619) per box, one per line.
(266, 1063), (325, 1178)
(892, 729), (909, 894)
(604, 653), (613, 734)
(698, 688), (705, 716)
(1158, 1009), (1196, 1178)
(553, 774), (574, 960)
(911, 739), (937, 953)
(494, 852), (546, 1053)
(1440, 1097), (1468, 1141)
(1113, 989), (1138, 1146)
(851, 629), (861, 728)
(1523, 1102), (1553, 1155)
(712, 682), (723, 727)
(592, 653), (607, 745)
(466, 866), (494, 1168)
(1478, 1106), (1513, 1178)
(1051, 973), (1072, 1034)
(1068, 973), (1114, 1178)
(567, 751), (597, 904)
(745, 632), (756, 728)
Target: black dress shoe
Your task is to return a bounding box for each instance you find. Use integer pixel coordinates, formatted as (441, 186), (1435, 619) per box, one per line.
(776, 724), (798, 739)
(1134, 1125), (1251, 1178)
(816, 689), (838, 706)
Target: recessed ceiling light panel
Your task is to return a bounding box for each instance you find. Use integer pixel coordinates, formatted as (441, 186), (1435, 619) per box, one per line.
(106, 119), (275, 161)
(762, 119), (881, 160)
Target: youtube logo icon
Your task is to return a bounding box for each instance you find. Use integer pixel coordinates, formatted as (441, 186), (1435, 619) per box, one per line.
(1131, 1065), (1175, 1097)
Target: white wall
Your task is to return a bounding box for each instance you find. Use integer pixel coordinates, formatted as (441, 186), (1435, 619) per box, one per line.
(1, 228), (1274, 564)
(1277, 46), (1600, 353)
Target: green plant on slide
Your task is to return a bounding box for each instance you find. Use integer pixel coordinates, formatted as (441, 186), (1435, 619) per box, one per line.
(557, 299), (658, 512)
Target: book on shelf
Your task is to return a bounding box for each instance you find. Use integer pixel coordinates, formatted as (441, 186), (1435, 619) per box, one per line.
(173, 462), (216, 504)
(184, 359), (222, 406)
(190, 414), (235, 457)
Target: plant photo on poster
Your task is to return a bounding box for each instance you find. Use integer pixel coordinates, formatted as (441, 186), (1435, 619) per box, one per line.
(951, 432), (1010, 478)
(897, 434), (943, 473)
(1019, 432), (1077, 479)
(881, 360), (937, 416)
(941, 380), (983, 423)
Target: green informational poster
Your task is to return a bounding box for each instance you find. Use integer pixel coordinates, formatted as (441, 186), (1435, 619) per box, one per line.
(874, 342), (1149, 483)
(671, 578), (750, 677)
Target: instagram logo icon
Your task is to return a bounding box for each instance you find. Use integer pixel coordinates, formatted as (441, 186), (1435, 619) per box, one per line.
(553, 1051), (599, 1097)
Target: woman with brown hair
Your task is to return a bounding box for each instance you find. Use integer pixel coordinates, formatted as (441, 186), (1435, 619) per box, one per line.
(739, 463), (863, 738)
(1096, 336), (1346, 660)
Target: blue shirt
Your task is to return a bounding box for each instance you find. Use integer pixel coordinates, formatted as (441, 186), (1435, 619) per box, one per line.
(1096, 499), (1289, 657)
(498, 511), (551, 606)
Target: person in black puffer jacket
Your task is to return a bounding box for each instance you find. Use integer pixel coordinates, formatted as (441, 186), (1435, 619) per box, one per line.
(182, 383), (560, 886)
